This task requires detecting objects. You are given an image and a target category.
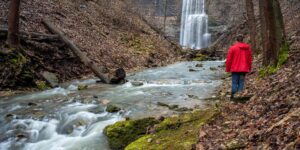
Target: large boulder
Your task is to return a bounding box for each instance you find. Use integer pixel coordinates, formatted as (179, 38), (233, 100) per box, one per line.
(41, 71), (59, 88)
(106, 104), (121, 113)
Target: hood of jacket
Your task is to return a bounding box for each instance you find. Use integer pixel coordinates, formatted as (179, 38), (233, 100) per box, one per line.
(235, 42), (250, 50)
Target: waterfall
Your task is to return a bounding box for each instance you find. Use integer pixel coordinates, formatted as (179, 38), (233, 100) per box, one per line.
(180, 0), (211, 50)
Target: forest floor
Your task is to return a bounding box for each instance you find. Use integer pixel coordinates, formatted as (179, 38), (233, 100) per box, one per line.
(196, 48), (300, 149)
(0, 0), (182, 90)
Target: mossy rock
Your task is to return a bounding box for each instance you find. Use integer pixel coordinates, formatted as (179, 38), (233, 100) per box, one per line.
(106, 104), (121, 113)
(192, 54), (207, 61)
(195, 64), (203, 67)
(125, 109), (219, 150)
(35, 80), (49, 90)
(78, 84), (88, 90)
(157, 102), (179, 110)
(104, 117), (159, 150)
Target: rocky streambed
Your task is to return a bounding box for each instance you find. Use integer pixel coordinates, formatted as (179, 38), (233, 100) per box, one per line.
(0, 61), (225, 150)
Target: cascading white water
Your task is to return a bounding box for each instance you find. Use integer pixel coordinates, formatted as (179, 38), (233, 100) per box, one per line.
(180, 0), (211, 50)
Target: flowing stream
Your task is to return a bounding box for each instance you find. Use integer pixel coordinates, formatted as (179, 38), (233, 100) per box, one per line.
(0, 61), (224, 150)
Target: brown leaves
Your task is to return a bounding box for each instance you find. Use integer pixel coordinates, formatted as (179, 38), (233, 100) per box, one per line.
(197, 50), (300, 149)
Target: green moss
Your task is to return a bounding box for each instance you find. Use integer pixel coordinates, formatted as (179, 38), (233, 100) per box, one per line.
(7, 52), (27, 69)
(35, 80), (48, 90)
(192, 54), (207, 61)
(77, 84), (88, 90)
(121, 34), (155, 53)
(258, 65), (277, 77)
(278, 42), (289, 66)
(259, 43), (289, 78)
(104, 117), (159, 150)
(125, 108), (219, 150)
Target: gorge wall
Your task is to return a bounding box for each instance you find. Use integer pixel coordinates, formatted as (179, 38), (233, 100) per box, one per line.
(129, 0), (299, 50)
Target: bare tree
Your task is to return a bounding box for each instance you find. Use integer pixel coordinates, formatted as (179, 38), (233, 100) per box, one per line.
(163, 0), (168, 34)
(245, 0), (257, 53)
(259, 0), (286, 66)
(7, 0), (21, 49)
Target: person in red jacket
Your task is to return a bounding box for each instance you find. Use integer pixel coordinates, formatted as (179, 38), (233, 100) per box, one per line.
(226, 34), (252, 99)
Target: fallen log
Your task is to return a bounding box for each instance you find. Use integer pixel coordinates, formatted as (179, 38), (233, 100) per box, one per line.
(42, 19), (110, 83)
(0, 28), (59, 42)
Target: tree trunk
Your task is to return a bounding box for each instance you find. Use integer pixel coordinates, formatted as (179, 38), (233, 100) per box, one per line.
(42, 19), (110, 84)
(245, 0), (257, 54)
(163, 0), (168, 34)
(259, 0), (268, 65)
(7, 0), (21, 49)
(259, 0), (285, 66)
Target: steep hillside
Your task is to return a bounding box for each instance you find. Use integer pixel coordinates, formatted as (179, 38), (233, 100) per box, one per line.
(197, 49), (300, 150)
(0, 0), (181, 88)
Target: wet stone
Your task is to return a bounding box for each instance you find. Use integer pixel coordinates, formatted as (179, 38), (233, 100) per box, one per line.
(131, 81), (144, 86)
(169, 105), (179, 110)
(5, 114), (15, 122)
(28, 102), (38, 106)
(189, 68), (199, 72)
(209, 67), (218, 71)
(99, 99), (110, 105)
(106, 104), (121, 113)
(174, 107), (193, 112)
(157, 102), (169, 108)
(41, 71), (59, 88)
(187, 94), (199, 99)
(78, 84), (88, 90)
(195, 64), (203, 67)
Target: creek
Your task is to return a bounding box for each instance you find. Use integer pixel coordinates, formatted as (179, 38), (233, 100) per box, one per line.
(0, 61), (224, 150)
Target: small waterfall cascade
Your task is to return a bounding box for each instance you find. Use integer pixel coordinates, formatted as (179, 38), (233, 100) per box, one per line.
(180, 0), (211, 50)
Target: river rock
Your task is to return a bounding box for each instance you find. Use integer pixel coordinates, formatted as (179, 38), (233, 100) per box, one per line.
(100, 99), (110, 105)
(78, 84), (88, 90)
(106, 104), (121, 113)
(187, 94), (199, 99)
(16, 133), (28, 141)
(28, 102), (38, 106)
(175, 107), (193, 112)
(131, 81), (144, 86)
(169, 105), (179, 110)
(63, 118), (90, 134)
(195, 64), (203, 67)
(189, 68), (198, 72)
(41, 71), (59, 88)
(157, 102), (169, 108)
(5, 114), (15, 122)
(209, 67), (218, 71)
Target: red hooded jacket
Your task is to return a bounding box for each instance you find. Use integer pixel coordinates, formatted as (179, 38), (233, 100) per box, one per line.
(226, 42), (252, 73)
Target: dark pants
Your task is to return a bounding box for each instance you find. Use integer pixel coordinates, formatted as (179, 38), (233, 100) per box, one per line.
(231, 72), (246, 97)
